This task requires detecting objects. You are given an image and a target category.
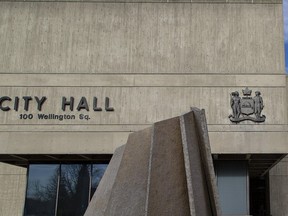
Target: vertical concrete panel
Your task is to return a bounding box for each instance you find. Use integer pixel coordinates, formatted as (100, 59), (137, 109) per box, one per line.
(181, 109), (221, 215)
(146, 117), (191, 216)
(0, 163), (27, 216)
(85, 146), (125, 216)
(270, 156), (288, 216)
(104, 128), (152, 216)
(180, 113), (212, 215)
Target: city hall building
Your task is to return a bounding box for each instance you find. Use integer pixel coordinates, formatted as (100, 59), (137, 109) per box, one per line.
(0, 0), (287, 215)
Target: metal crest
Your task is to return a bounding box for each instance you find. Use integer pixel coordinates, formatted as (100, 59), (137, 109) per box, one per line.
(229, 87), (265, 123)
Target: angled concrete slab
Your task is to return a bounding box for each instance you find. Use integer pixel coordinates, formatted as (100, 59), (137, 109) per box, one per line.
(85, 108), (221, 216)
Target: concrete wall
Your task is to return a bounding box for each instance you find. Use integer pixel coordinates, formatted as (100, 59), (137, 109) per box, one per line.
(269, 77), (288, 216)
(0, 3), (284, 74)
(0, 163), (26, 216)
(0, 1), (287, 215)
(270, 156), (288, 216)
(0, 2), (286, 155)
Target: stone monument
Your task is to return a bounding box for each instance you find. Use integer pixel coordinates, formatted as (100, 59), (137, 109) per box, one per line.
(84, 108), (221, 216)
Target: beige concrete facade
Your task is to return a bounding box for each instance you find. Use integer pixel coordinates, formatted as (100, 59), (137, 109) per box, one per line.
(270, 155), (288, 216)
(269, 76), (288, 216)
(0, 2), (284, 74)
(0, 2), (286, 155)
(0, 0), (287, 215)
(0, 163), (26, 216)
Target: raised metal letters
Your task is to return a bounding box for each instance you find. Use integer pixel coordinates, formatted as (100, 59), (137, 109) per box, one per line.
(229, 87), (265, 123)
(0, 96), (12, 111)
(61, 97), (114, 112)
(77, 97), (89, 111)
(0, 96), (114, 112)
(62, 97), (74, 111)
(105, 97), (114, 111)
(0, 96), (47, 112)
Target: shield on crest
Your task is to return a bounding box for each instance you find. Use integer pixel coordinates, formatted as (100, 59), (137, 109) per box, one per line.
(240, 98), (254, 115)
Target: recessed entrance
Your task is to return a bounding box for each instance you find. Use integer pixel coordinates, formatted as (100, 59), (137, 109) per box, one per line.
(250, 175), (270, 216)
(213, 154), (285, 216)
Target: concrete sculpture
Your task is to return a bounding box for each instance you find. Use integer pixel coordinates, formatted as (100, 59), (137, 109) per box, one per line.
(85, 108), (221, 216)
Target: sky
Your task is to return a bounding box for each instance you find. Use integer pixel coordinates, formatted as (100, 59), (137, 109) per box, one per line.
(284, 0), (288, 73)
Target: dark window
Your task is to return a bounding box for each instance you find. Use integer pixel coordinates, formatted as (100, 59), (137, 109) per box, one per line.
(24, 164), (59, 216)
(57, 164), (90, 216)
(91, 164), (108, 198)
(24, 163), (108, 216)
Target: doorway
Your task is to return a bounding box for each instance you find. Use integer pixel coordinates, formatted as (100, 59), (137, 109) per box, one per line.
(250, 175), (270, 216)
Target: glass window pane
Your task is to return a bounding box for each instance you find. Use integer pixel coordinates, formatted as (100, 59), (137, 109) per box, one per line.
(215, 161), (248, 215)
(24, 164), (59, 216)
(91, 164), (108, 199)
(57, 164), (90, 216)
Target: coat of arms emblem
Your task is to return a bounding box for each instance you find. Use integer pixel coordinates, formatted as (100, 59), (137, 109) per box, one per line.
(229, 87), (265, 123)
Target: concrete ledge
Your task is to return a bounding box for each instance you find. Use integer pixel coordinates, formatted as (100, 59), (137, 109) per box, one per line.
(0, 131), (129, 154)
(0, 74), (286, 87)
(0, 131), (287, 154)
(0, 124), (286, 132)
(210, 131), (288, 153)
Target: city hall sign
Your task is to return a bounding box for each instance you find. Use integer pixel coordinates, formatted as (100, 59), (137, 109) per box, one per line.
(0, 96), (114, 121)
